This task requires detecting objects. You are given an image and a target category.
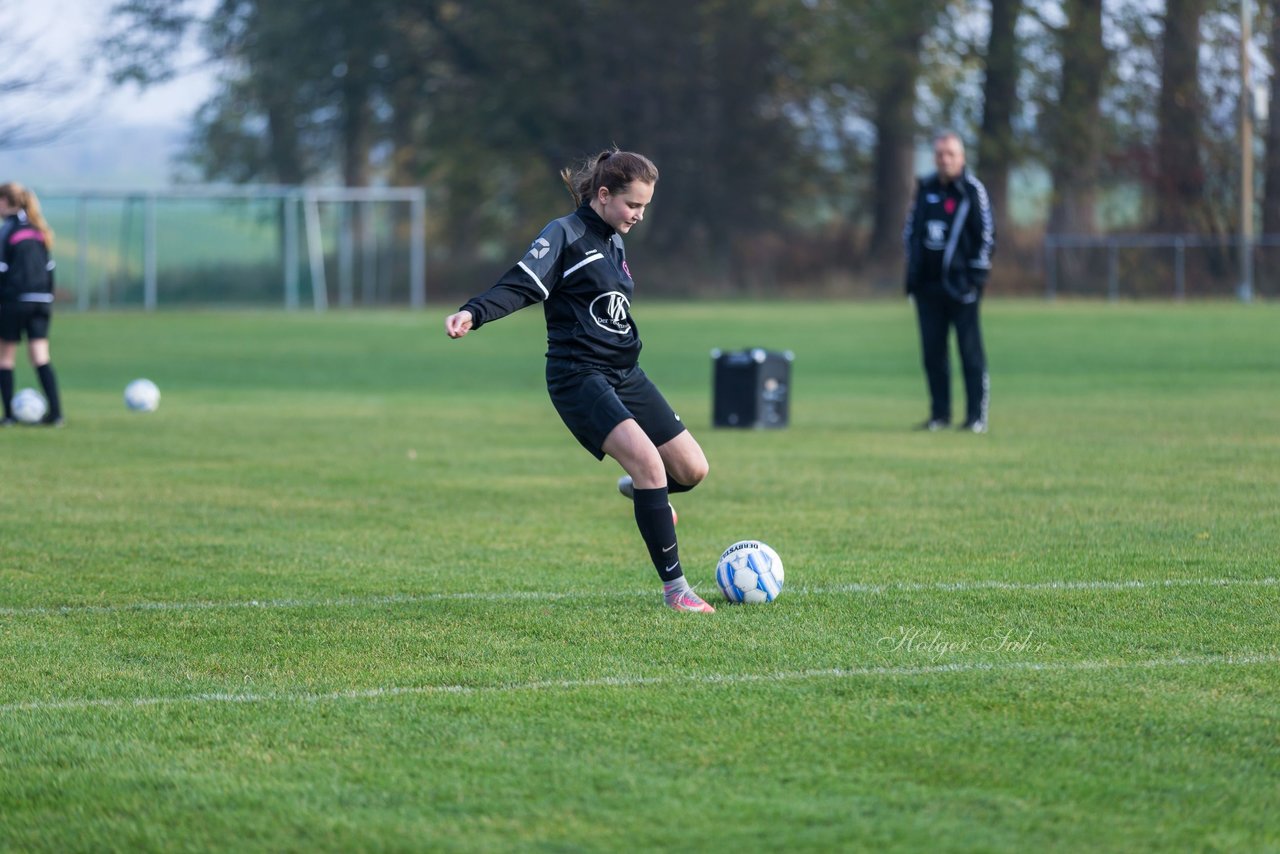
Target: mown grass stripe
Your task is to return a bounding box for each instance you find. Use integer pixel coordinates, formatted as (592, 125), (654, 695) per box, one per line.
(1, 575), (1274, 618)
(2, 653), (1276, 715)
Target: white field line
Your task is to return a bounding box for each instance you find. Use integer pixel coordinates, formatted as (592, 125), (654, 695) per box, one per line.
(0, 576), (1275, 619)
(1, 653), (1276, 715)
(800, 576), (1280, 595)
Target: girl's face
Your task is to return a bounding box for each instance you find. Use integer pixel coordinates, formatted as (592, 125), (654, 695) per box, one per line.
(593, 180), (654, 234)
(0, 198), (16, 217)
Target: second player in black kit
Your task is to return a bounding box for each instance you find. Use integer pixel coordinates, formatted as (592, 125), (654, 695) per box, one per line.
(444, 150), (715, 613)
(0, 182), (64, 427)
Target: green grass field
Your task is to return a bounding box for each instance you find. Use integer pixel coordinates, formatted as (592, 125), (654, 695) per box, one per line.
(1, 301), (1277, 852)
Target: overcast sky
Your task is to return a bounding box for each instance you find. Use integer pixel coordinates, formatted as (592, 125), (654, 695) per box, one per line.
(26, 0), (218, 128)
(0, 1), (219, 186)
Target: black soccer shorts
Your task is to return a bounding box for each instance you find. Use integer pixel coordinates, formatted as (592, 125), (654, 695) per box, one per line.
(0, 303), (52, 343)
(545, 358), (687, 460)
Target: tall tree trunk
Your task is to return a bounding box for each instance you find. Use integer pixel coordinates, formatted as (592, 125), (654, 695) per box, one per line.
(869, 77), (917, 261)
(978, 0), (1021, 238)
(264, 97), (305, 185)
(1261, 0), (1280, 236)
(388, 69), (422, 187)
(868, 12), (931, 261)
(1154, 0), (1207, 232)
(341, 58), (372, 187)
(1047, 0), (1105, 235)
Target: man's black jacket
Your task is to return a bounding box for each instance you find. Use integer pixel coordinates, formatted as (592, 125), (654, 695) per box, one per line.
(903, 168), (995, 304)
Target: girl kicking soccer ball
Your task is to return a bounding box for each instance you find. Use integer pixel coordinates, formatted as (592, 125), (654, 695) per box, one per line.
(444, 150), (713, 612)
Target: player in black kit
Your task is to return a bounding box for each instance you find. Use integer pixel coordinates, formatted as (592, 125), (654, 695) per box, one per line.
(0, 183), (63, 427)
(444, 150), (714, 612)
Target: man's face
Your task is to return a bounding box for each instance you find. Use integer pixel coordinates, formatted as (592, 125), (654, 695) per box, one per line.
(934, 136), (966, 183)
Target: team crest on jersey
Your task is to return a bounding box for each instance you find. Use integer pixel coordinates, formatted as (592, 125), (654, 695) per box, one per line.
(925, 220), (947, 250)
(528, 237), (551, 259)
(589, 291), (632, 335)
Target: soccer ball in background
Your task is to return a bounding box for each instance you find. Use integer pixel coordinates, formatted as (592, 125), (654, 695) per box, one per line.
(124, 379), (161, 412)
(715, 540), (784, 604)
(12, 388), (48, 424)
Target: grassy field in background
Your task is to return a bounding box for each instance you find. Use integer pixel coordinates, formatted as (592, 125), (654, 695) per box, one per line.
(42, 198), (281, 269)
(1, 301), (1277, 852)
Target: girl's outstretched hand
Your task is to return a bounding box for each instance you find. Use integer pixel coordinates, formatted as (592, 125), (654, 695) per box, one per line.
(444, 310), (473, 338)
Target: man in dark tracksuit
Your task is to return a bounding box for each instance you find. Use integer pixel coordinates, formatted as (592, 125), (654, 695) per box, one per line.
(903, 131), (995, 433)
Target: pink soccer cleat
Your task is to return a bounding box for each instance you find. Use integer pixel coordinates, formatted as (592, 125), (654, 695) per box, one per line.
(665, 586), (716, 613)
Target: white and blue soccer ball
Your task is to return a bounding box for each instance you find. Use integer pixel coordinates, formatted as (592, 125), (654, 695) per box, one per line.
(124, 379), (161, 412)
(12, 388), (48, 424)
(715, 540), (784, 604)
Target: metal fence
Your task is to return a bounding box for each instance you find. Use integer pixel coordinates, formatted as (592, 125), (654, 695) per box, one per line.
(41, 186), (427, 310)
(1043, 234), (1277, 300)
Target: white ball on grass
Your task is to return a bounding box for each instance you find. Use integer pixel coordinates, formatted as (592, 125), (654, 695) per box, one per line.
(715, 540), (785, 604)
(12, 388), (47, 424)
(124, 379), (161, 412)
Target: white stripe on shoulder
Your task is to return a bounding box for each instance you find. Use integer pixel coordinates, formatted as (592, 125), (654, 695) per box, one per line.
(516, 261), (550, 299)
(563, 251), (604, 277)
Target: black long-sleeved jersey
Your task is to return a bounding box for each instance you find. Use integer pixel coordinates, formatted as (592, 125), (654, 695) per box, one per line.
(460, 203), (642, 369)
(0, 212), (56, 304)
(903, 168), (995, 304)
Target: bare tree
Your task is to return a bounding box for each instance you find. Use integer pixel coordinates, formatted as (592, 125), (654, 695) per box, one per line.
(1046, 0), (1106, 236)
(0, 10), (78, 149)
(1262, 0), (1280, 235)
(868, 0), (946, 263)
(977, 0), (1022, 238)
(1154, 0), (1209, 232)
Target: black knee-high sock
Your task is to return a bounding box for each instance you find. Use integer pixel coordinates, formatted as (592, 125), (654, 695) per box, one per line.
(0, 369), (13, 419)
(37, 363), (61, 419)
(633, 486), (682, 581)
(667, 479), (697, 494)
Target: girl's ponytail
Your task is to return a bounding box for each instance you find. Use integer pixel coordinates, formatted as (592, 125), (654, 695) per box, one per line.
(0, 182), (55, 251)
(560, 149), (658, 206)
